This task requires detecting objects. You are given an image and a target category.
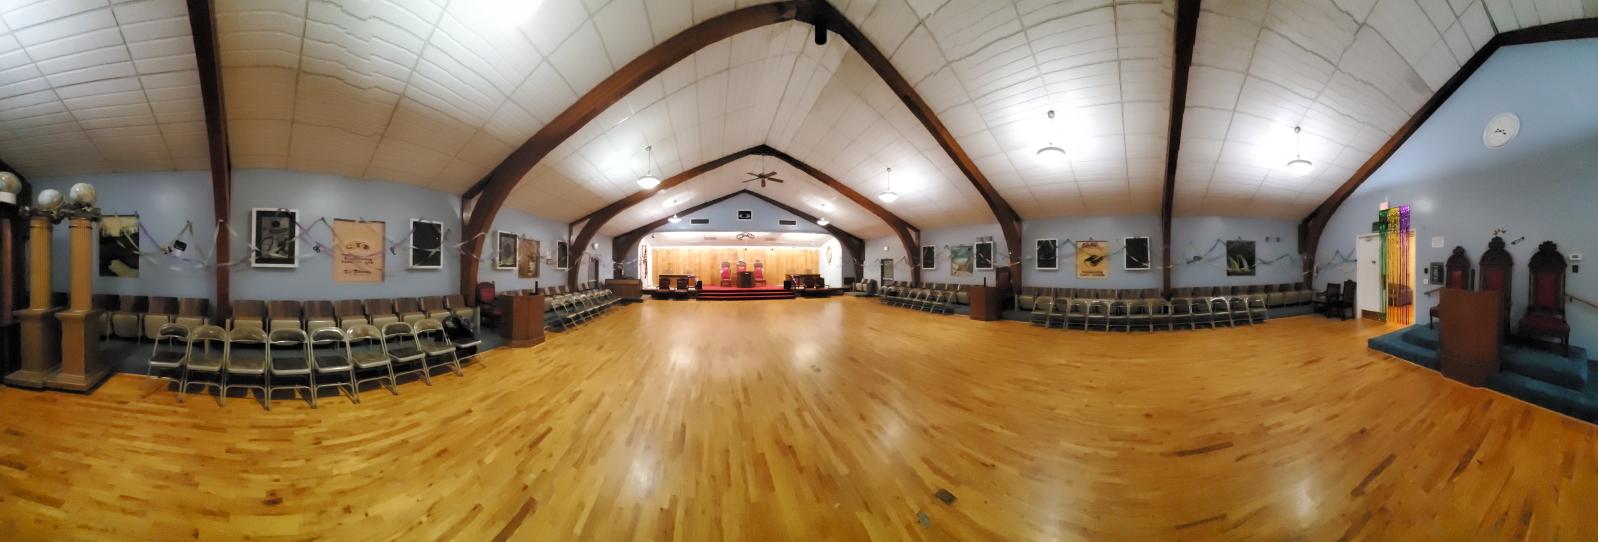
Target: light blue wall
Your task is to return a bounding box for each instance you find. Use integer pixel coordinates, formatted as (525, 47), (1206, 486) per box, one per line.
(653, 192), (830, 234)
(482, 207), (612, 291)
(1021, 215), (1163, 289)
(1170, 216), (1301, 288)
(1316, 39), (1598, 356)
(35, 171), (216, 299)
(917, 222), (1006, 285)
(863, 235), (908, 283)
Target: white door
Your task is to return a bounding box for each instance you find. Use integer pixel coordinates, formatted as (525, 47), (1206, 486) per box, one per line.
(1356, 234), (1382, 314)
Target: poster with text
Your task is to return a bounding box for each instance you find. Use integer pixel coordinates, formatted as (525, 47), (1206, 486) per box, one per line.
(1076, 240), (1109, 278)
(333, 219), (384, 283)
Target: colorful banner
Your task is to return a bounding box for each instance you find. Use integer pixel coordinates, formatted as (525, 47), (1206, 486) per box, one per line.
(333, 219), (384, 283)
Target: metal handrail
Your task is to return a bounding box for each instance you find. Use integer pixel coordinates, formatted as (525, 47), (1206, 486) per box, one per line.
(1569, 293), (1598, 311)
(1423, 287), (1443, 296)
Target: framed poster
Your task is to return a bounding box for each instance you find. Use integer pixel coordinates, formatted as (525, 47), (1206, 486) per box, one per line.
(99, 215), (139, 278)
(1226, 240), (1256, 276)
(920, 245), (936, 270)
(251, 208), (299, 268)
(1035, 239), (1058, 270)
(518, 238), (540, 278)
(949, 245), (973, 277)
(880, 258), (894, 280)
(975, 241), (993, 270)
(1123, 236), (1151, 271)
(409, 219), (443, 269)
(333, 219), (384, 283)
(556, 240), (570, 270)
(1076, 240), (1109, 278)
(494, 231), (517, 270)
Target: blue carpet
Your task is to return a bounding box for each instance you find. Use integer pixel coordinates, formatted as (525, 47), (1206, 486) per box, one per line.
(1370, 325), (1598, 423)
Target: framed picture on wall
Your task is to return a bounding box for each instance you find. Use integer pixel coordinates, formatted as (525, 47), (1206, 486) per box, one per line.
(736, 209), (753, 221)
(518, 238), (541, 278)
(556, 240), (570, 270)
(99, 215), (139, 278)
(920, 245), (936, 270)
(250, 208), (299, 268)
(880, 258), (894, 280)
(332, 219), (384, 283)
(1035, 239), (1058, 270)
(1123, 236), (1151, 271)
(494, 231), (517, 270)
(949, 245), (973, 277)
(409, 219), (443, 269)
(975, 241), (993, 270)
(1077, 240), (1109, 278)
(1226, 240), (1256, 276)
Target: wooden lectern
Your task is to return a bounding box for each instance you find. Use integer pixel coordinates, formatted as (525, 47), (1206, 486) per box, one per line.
(495, 293), (545, 348)
(968, 286), (1004, 321)
(605, 279), (642, 300)
(1438, 288), (1503, 386)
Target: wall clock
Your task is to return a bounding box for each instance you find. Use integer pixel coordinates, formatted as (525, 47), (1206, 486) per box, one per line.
(1482, 113), (1519, 148)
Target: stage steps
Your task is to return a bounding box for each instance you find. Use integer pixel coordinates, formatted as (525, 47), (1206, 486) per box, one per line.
(1369, 325), (1597, 422)
(697, 288), (795, 301)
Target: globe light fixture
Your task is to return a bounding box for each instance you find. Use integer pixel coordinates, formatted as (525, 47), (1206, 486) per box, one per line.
(68, 182), (97, 208)
(1285, 126), (1313, 176)
(35, 188), (64, 211)
(816, 217), (829, 226)
(0, 171), (19, 205)
(637, 145), (661, 189)
(1035, 109), (1067, 163)
(877, 167), (898, 203)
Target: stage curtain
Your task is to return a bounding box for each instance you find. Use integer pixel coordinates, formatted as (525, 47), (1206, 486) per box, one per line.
(648, 247), (819, 286)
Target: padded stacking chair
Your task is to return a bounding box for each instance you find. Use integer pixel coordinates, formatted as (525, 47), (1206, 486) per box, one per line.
(1312, 283), (1341, 313)
(414, 319), (463, 378)
(347, 324), (398, 395)
(421, 296), (451, 320)
(303, 301), (337, 335)
(1264, 285), (1284, 307)
(1016, 287), (1039, 311)
(311, 328), (358, 404)
(92, 294), (117, 339)
(443, 315), (483, 366)
(395, 298), (426, 324)
(1248, 294), (1268, 324)
(229, 299), (266, 332)
(145, 323), (189, 392)
(445, 294), (477, 330)
(142, 296), (179, 341)
(1189, 298), (1215, 329)
(365, 299), (400, 329)
(223, 327), (270, 409)
(1029, 297), (1055, 327)
(268, 328), (316, 407)
(334, 300), (368, 330)
(175, 298), (210, 331)
(180, 325), (228, 405)
(383, 322), (429, 385)
(267, 300), (303, 332)
(112, 295), (146, 340)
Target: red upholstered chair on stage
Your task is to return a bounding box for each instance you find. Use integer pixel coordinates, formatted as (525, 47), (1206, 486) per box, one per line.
(1430, 246), (1473, 329)
(736, 260), (747, 275)
(753, 261), (766, 286)
(1479, 236), (1514, 340)
(720, 261), (732, 287)
(1519, 241), (1570, 355)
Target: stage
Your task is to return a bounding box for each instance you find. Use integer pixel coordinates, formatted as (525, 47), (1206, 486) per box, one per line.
(696, 285), (794, 300)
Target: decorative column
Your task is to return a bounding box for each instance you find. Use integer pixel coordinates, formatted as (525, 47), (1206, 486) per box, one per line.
(5, 214), (62, 388)
(46, 183), (107, 391)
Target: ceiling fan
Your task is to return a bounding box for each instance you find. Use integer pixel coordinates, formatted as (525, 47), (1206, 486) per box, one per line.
(743, 170), (785, 188)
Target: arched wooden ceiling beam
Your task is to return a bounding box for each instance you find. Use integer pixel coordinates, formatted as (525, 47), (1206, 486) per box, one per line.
(610, 189), (866, 282)
(464, 0), (1007, 298)
(1159, 0), (1202, 295)
(185, 0), (232, 321)
(569, 144), (918, 288)
(1298, 17), (1598, 284)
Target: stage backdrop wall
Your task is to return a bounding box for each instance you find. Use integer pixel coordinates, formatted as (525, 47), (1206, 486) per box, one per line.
(620, 191), (857, 279)
(647, 246), (820, 288)
(1315, 39), (1598, 358)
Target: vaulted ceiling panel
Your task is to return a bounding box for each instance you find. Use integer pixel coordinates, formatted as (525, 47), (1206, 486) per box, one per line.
(1176, 0), (1590, 218)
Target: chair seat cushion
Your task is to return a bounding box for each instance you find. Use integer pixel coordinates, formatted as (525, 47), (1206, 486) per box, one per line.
(314, 354), (353, 372)
(270, 353), (311, 374)
(149, 350), (185, 367)
(187, 355), (224, 371)
(1520, 314), (1570, 334)
(351, 351), (390, 368)
(388, 346), (423, 361)
(228, 354), (267, 374)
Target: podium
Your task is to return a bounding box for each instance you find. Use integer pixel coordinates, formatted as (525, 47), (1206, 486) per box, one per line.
(605, 279), (642, 300)
(495, 293), (545, 348)
(968, 285), (1005, 321)
(1439, 288), (1503, 386)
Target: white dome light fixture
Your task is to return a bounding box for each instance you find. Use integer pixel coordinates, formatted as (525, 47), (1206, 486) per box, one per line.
(0, 171), (19, 205)
(1285, 126), (1313, 176)
(636, 145), (661, 189)
(816, 217), (829, 226)
(1036, 109), (1067, 162)
(666, 214), (682, 224)
(877, 167), (898, 203)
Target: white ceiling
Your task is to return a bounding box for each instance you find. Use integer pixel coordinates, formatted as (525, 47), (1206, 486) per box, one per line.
(0, 0), (1590, 228)
(599, 154), (896, 239)
(0, 0), (208, 176)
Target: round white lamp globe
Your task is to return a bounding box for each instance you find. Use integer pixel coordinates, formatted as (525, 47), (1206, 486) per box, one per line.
(36, 188), (64, 211)
(1284, 158), (1313, 176)
(0, 172), (17, 205)
(69, 182), (97, 207)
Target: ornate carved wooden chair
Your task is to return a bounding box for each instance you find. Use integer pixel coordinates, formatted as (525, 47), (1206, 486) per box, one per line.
(1479, 236), (1513, 340)
(720, 261), (732, 287)
(1518, 241), (1569, 355)
(753, 261), (766, 286)
(1430, 246), (1473, 329)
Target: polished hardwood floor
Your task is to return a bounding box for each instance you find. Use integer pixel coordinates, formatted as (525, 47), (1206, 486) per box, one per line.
(1, 297), (1594, 540)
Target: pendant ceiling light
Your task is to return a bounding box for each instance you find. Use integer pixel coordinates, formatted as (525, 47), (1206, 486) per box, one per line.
(1036, 109), (1066, 162)
(1285, 126), (1312, 175)
(816, 217), (829, 226)
(877, 167), (898, 203)
(637, 145), (661, 189)
(667, 214), (681, 224)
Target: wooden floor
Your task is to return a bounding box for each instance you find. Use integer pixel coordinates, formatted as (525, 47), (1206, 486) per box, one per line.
(1, 297), (1595, 540)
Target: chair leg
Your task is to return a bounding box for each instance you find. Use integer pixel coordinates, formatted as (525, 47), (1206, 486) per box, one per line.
(308, 372), (318, 409)
(263, 372), (271, 411)
(177, 367), (189, 403)
(387, 365), (400, 395)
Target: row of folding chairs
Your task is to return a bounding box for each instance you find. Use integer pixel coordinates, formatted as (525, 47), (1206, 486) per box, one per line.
(1028, 296), (1268, 331)
(100, 294), (479, 344)
(880, 280), (972, 305)
(879, 285), (957, 314)
(146, 317), (482, 409)
(549, 288), (620, 329)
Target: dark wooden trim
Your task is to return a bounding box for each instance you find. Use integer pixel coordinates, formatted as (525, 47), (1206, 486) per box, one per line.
(460, 1), (812, 300)
(1160, 0), (1202, 296)
(1299, 17), (1598, 284)
(186, 0), (232, 321)
(610, 189), (867, 280)
(812, 1), (1015, 288)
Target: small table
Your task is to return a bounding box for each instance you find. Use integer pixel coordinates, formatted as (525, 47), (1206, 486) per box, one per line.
(737, 271), (754, 288)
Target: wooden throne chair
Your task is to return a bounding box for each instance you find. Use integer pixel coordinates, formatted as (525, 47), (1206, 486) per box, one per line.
(1430, 246), (1473, 329)
(1519, 241), (1570, 355)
